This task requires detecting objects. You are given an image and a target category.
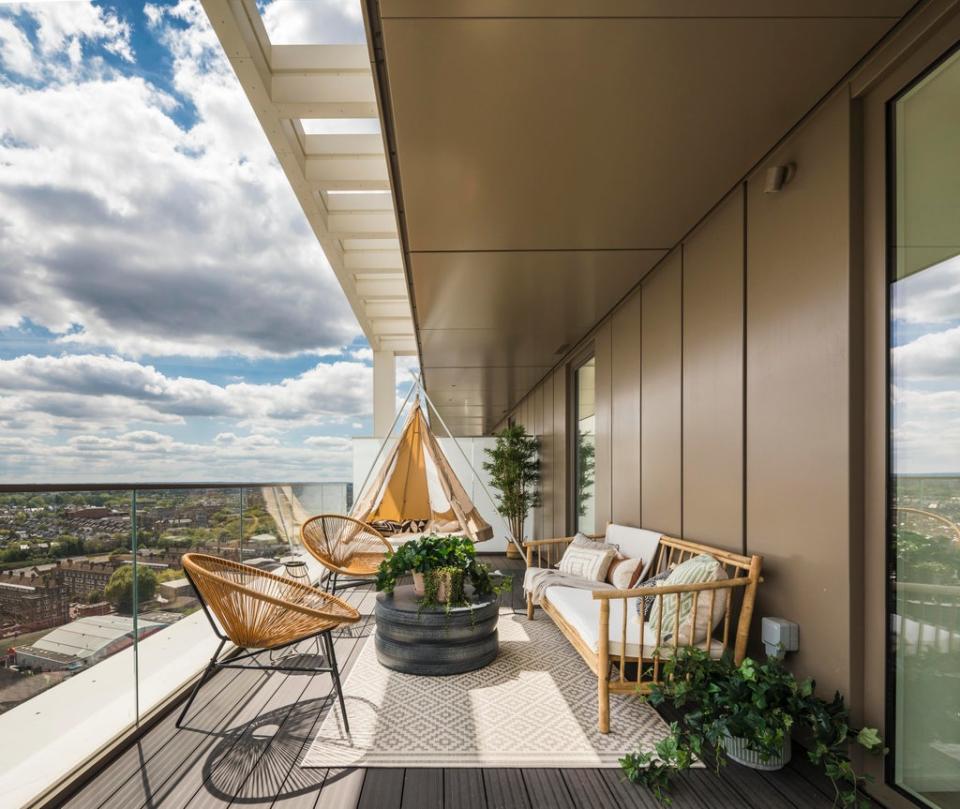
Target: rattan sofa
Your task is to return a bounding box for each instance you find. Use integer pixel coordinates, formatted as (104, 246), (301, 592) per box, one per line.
(525, 524), (763, 733)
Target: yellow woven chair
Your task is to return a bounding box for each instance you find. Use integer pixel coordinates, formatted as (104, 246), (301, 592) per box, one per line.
(300, 514), (392, 594)
(177, 553), (360, 730)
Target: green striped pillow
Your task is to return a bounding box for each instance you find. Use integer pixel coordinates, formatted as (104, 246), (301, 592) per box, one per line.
(646, 554), (722, 643)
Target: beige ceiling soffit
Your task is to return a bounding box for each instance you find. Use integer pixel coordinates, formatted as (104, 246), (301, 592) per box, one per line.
(199, 0), (414, 354)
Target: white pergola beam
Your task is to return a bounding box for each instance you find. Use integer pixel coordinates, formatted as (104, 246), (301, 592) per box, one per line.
(304, 133), (384, 156)
(324, 191), (394, 212)
(328, 211), (398, 238)
(199, 0), (415, 356)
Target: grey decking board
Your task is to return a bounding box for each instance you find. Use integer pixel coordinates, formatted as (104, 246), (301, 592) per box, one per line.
(70, 667), (248, 809)
(559, 768), (621, 809)
(145, 661), (301, 808)
(95, 664), (270, 809)
(521, 769), (576, 809)
(482, 769), (531, 809)
(313, 769), (363, 809)
(356, 768), (404, 809)
(595, 768), (664, 809)
(713, 759), (803, 808)
(443, 768), (486, 809)
(758, 761), (839, 808)
(400, 769), (443, 809)
(680, 769), (761, 809)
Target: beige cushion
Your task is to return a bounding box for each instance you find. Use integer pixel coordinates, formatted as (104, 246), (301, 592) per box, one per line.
(645, 554), (728, 645)
(557, 542), (617, 582)
(606, 556), (644, 589)
(603, 525), (664, 579)
(544, 585), (726, 660)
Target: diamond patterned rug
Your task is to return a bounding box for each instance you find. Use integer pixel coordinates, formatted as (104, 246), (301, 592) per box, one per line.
(301, 612), (676, 768)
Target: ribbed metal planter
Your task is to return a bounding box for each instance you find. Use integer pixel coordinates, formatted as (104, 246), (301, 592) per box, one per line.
(722, 732), (792, 771)
(375, 585), (499, 676)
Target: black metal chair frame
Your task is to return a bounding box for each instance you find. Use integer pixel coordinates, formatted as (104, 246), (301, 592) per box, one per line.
(176, 567), (350, 732)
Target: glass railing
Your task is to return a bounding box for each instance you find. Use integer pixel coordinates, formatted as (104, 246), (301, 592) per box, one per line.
(0, 482), (351, 808)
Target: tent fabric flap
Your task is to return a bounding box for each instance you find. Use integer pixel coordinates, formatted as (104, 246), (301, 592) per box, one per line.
(351, 407), (494, 542)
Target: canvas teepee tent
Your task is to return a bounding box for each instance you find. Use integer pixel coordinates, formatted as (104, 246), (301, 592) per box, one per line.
(351, 405), (494, 543)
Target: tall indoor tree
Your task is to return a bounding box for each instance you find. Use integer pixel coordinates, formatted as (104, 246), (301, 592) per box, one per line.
(483, 423), (540, 558)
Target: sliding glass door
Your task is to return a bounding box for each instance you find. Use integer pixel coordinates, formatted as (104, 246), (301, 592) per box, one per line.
(889, 45), (960, 809)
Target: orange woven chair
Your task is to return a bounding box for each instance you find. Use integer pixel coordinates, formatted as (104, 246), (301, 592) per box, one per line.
(177, 553), (360, 730)
(300, 514), (392, 594)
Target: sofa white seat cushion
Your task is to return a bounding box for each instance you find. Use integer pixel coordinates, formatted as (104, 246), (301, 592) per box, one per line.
(543, 584), (726, 660)
(603, 525), (664, 580)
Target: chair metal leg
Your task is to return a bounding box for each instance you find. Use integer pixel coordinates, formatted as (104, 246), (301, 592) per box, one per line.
(324, 630), (349, 733)
(176, 638), (226, 728)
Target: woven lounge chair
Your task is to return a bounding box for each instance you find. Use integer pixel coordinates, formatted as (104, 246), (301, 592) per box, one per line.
(300, 514), (392, 593)
(177, 553), (360, 730)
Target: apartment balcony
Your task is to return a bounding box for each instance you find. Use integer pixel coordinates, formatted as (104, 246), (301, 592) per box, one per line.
(22, 549), (883, 809)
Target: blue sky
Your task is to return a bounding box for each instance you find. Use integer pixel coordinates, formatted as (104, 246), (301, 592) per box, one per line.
(0, 0), (406, 483)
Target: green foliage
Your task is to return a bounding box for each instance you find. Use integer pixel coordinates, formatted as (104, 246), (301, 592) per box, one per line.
(85, 588), (105, 604)
(482, 424), (540, 542)
(375, 534), (510, 606)
(104, 565), (158, 614)
(895, 529), (959, 584)
(575, 429), (596, 518)
(620, 649), (885, 807)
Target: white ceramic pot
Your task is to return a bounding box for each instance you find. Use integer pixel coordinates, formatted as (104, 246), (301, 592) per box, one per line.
(723, 732), (792, 771)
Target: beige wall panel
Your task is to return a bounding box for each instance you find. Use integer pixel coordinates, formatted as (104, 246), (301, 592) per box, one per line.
(682, 189), (745, 552)
(540, 379), (555, 540)
(611, 291), (643, 528)
(553, 368), (568, 537)
(593, 322), (613, 533)
(641, 251), (683, 535)
(746, 91), (852, 698)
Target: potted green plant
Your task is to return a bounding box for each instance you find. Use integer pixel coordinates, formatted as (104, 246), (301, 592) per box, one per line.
(620, 648), (884, 807)
(376, 534), (509, 608)
(482, 423), (540, 558)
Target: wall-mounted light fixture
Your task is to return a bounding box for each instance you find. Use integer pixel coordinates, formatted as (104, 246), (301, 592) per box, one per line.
(763, 161), (797, 193)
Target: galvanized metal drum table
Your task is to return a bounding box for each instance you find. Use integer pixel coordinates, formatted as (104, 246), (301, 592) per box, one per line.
(374, 585), (499, 675)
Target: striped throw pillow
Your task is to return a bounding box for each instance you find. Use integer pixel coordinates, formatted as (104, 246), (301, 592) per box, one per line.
(647, 554), (724, 644)
(557, 542), (617, 582)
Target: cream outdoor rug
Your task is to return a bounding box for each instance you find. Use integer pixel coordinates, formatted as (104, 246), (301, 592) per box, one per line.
(302, 612), (674, 768)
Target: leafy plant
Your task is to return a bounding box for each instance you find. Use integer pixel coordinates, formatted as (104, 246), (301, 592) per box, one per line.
(620, 649), (885, 807)
(575, 428), (595, 519)
(375, 534), (510, 607)
(482, 424), (540, 545)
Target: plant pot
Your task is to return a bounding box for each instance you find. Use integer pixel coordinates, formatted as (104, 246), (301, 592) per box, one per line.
(505, 543), (521, 560)
(723, 732), (792, 771)
(412, 572), (426, 597)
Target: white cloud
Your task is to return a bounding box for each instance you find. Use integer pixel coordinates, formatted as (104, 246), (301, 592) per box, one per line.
(892, 325), (960, 383)
(893, 253), (960, 326)
(0, 353), (373, 432)
(260, 0), (363, 44)
(0, 0), (360, 357)
(892, 386), (960, 474)
(0, 17), (34, 77)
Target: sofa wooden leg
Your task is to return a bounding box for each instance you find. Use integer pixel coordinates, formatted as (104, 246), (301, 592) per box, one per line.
(526, 594), (535, 620)
(598, 675), (610, 733)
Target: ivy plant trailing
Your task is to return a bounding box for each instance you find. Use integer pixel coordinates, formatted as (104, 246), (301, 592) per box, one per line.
(375, 534), (510, 609)
(619, 649), (885, 808)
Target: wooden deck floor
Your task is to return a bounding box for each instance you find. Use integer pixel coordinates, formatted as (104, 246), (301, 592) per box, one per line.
(64, 555), (884, 809)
